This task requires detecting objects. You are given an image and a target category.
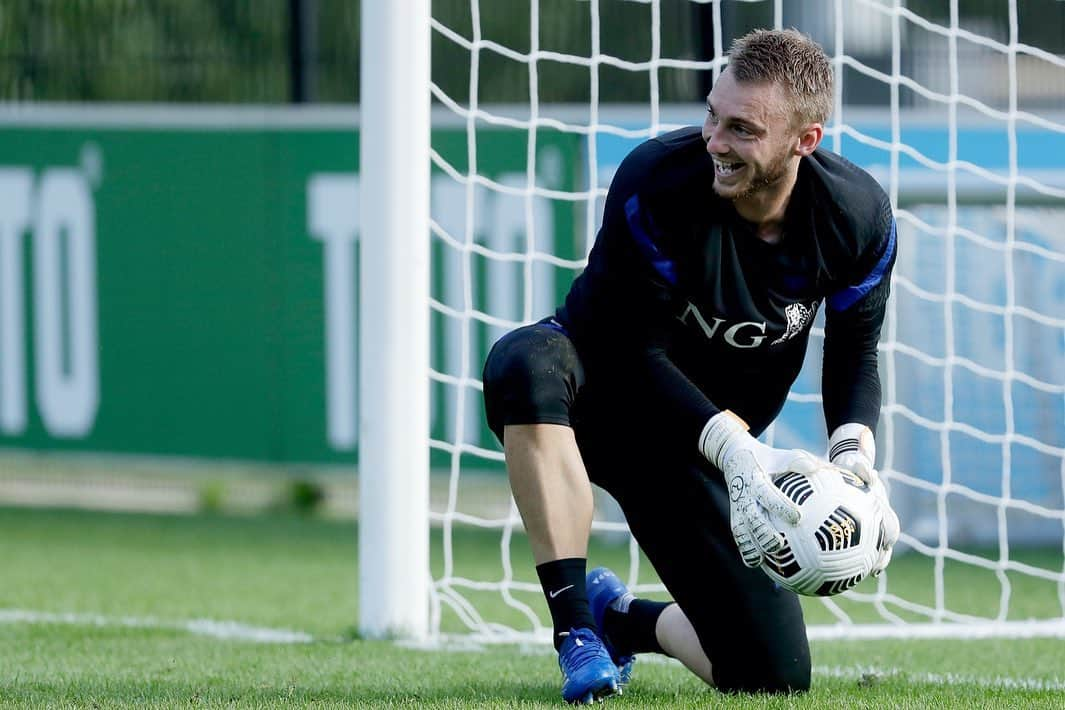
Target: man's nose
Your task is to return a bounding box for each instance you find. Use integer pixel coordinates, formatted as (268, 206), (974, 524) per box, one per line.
(705, 128), (727, 156)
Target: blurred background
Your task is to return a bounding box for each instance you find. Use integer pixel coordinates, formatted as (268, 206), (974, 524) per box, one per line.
(3, 1), (1064, 108)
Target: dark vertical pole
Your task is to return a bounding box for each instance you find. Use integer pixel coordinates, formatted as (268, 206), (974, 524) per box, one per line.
(289, 0), (318, 102)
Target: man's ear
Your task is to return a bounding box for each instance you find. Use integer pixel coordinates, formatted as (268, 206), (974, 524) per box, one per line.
(795, 122), (823, 156)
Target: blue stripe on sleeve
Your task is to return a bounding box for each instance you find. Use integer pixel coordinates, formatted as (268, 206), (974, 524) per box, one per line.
(624, 194), (679, 285)
(828, 219), (897, 312)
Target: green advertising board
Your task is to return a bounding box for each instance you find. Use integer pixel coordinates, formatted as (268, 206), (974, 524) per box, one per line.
(0, 108), (582, 464)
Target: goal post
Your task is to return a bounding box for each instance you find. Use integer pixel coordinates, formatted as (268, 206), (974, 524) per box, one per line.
(358, 0), (432, 640)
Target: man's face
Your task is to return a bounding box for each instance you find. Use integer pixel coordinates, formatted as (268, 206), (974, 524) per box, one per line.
(701, 69), (800, 201)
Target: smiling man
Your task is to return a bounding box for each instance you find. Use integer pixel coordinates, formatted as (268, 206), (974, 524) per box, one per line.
(482, 29), (898, 704)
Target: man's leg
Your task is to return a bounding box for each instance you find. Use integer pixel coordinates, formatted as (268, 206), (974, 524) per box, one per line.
(483, 322), (619, 703)
(587, 567), (713, 684)
(655, 604), (714, 683)
(504, 423), (599, 642)
(505, 424), (593, 564)
(587, 446), (811, 694)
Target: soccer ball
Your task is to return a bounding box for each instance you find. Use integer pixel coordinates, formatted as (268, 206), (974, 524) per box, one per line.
(761, 463), (890, 596)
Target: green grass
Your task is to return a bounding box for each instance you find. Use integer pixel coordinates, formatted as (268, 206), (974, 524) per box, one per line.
(1, 507), (1063, 708)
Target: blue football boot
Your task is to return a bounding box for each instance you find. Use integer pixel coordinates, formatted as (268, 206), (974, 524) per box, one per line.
(557, 627), (621, 704)
(586, 567), (637, 687)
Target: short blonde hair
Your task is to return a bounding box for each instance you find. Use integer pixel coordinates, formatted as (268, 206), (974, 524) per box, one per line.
(727, 29), (833, 125)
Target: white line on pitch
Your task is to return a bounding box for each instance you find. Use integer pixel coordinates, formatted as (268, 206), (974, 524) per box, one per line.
(0, 609), (313, 644)
(814, 665), (1065, 692)
(406, 636), (1065, 692)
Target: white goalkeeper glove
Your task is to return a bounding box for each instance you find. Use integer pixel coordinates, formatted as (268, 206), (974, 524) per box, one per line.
(828, 423), (879, 486)
(828, 423), (899, 575)
(872, 494), (901, 576)
(700, 411), (816, 568)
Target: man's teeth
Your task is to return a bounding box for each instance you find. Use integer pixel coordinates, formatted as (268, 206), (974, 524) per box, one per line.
(714, 159), (743, 176)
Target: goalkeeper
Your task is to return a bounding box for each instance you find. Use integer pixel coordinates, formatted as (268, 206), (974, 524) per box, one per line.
(483, 29), (898, 703)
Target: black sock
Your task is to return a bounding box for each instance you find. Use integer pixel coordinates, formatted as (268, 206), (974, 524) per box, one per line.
(603, 599), (671, 655)
(536, 558), (597, 650)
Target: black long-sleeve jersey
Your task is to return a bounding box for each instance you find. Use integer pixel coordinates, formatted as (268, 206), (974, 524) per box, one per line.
(556, 126), (897, 447)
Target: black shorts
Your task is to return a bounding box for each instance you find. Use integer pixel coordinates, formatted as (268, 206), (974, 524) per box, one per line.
(482, 319), (810, 693)
(483, 318), (583, 440)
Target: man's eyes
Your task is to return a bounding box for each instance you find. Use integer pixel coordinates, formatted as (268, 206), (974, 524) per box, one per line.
(706, 110), (754, 137)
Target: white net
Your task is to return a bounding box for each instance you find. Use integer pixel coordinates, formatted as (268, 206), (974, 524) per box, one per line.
(425, 0), (1065, 642)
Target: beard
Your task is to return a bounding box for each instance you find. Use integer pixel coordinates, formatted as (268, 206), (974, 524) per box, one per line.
(712, 146), (793, 201)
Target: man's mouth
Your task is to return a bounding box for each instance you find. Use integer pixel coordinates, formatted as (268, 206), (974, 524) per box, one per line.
(713, 158), (744, 178)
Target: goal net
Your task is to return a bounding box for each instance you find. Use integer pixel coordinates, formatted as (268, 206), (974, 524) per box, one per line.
(422, 0), (1065, 642)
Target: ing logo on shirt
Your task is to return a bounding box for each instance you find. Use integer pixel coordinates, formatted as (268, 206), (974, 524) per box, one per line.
(677, 303), (768, 348)
(677, 300), (819, 349)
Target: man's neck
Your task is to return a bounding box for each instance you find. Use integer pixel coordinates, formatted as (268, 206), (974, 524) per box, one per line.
(732, 159), (801, 244)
